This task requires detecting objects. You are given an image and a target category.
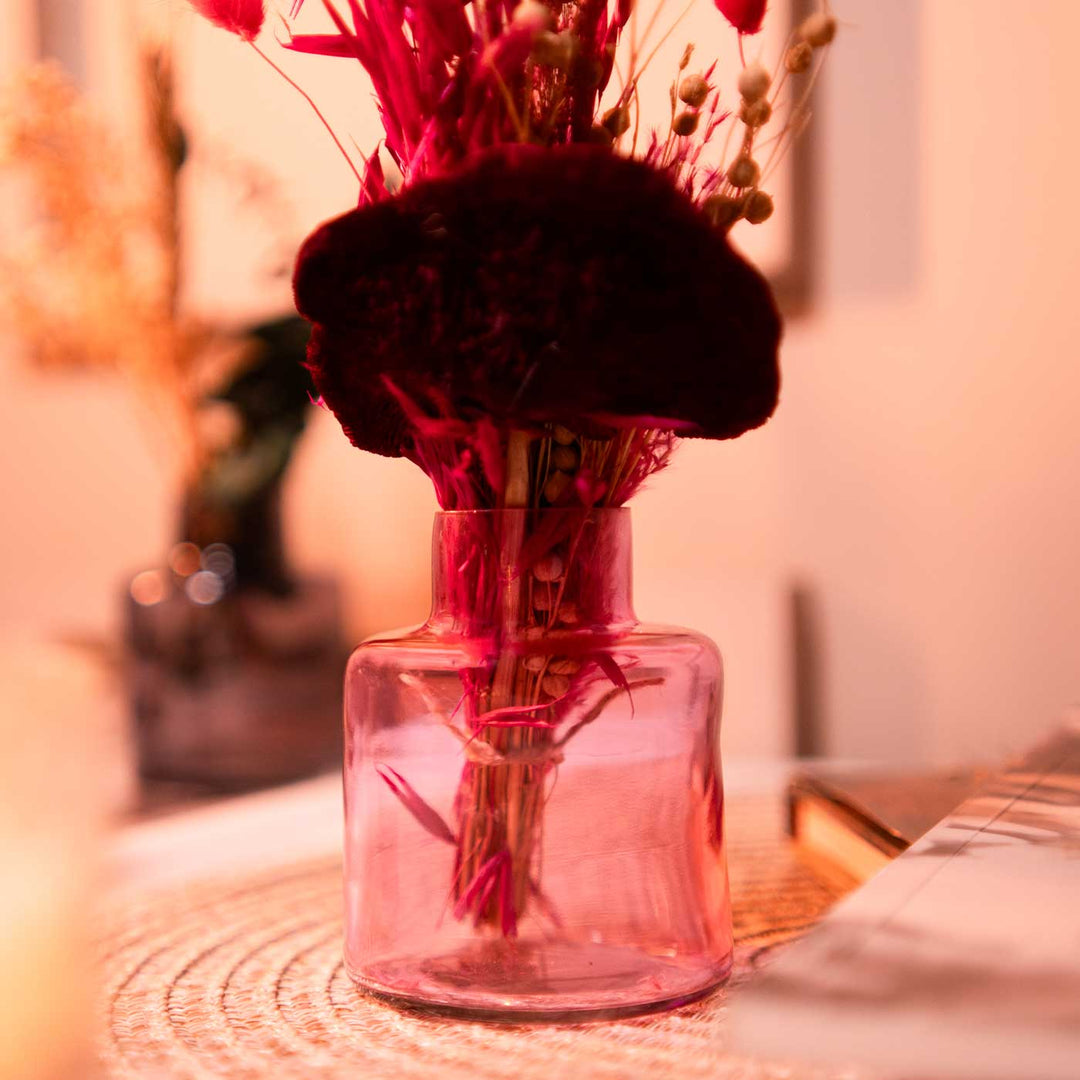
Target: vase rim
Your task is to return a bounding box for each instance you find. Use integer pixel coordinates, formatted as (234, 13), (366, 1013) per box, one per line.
(434, 507), (631, 519)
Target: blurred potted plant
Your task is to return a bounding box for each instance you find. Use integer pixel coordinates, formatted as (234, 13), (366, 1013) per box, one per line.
(0, 50), (345, 792)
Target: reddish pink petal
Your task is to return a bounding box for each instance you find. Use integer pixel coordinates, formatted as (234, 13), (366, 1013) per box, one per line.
(714, 0), (766, 35)
(189, 0), (265, 41)
(282, 32), (360, 57)
(574, 468), (608, 506)
(361, 147), (388, 204)
(408, 0), (472, 62)
(498, 855), (518, 938)
(585, 412), (701, 432)
(471, 417), (505, 497)
(529, 877), (563, 928)
(290, 0), (306, 15)
(453, 851), (504, 920)
(376, 765), (457, 844)
(591, 651), (638, 718)
(380, 378), (472, 440)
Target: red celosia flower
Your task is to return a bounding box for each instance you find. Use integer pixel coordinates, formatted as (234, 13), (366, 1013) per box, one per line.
(189, 0), (265, 41)
(714, 0), (767, 35)
(294, 144), (780, 458)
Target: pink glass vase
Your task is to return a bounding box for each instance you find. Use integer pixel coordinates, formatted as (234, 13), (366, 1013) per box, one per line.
(343, 508), (732, 1020)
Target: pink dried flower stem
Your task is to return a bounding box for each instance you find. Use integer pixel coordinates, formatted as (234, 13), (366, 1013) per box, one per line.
(414, 421), (675, 933)
(247, 42), (363, 183)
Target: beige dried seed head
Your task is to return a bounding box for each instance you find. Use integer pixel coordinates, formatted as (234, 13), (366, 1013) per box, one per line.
(737, 62), (771, 103)
(533, 553), (564, 583)
(745, 190), (774, 224)
(542, 673), (571, 698)
(589, 122), (614, 146)
(556, 603), (579, 625)
(672, 110), (700, 137)
(544, 470), (571, 503)
(785, 41), (813, 74)
(549, 658), (582, 675)
(601, 105), (630, 138)
(511, 0), (554, 32)
(531, 31), (577, 70)
(678, 74), (709, 108)
(727, 155), (760, 189)
(551, 444), (579, 471)
(739, 97), (772, 128)
(799, 12), (837, 47)
(704, 193), (743, 228)
(532, 589), (553, 611)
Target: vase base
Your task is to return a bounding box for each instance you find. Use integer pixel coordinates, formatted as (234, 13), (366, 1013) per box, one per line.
(347, 938), (732, 1022)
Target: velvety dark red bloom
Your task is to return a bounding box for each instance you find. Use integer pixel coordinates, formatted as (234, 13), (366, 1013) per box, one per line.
(189, 0), (265, 41)
(714, 0), (767, 35)
(294, 144), (780, 457)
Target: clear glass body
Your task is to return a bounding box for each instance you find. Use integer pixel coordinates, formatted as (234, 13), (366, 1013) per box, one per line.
(343, 509), (731, 1020)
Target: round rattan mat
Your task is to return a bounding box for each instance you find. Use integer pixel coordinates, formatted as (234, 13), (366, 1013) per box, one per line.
(97, 798), (847, 1079)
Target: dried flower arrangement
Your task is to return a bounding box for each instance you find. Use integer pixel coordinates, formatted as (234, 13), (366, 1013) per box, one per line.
(0, 42), (325, 597)
(0, 50), (301, 490)
(189, 0), (835, 939)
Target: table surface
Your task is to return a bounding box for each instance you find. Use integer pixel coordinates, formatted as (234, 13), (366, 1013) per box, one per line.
(96, 766), (861, 1080)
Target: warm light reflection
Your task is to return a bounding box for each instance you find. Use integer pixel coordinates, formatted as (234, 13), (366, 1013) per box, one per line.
(130, 568), (168, 606)
(185, 569), (225, 606)
(201, 542), (236, 583)
(168, 541), (202, 577)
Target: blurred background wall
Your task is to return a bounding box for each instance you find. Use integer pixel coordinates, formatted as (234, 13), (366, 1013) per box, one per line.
(1, 0), (1078, 766)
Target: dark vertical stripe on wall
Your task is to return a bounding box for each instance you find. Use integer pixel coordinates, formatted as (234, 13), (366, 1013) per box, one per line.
(792, 584), (825, 757)
(772, 0), (819, 319)
(37, 0), (86, 86)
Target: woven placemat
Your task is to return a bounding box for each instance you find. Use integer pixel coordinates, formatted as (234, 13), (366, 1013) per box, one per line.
(97, 797), (850, 1079)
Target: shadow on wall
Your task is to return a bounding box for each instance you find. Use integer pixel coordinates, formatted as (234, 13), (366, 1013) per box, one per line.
(791, 583), (930, 762)
(818, 0), (922, 304)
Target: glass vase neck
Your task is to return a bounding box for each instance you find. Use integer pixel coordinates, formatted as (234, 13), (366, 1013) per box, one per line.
(429, 509), (635, 633)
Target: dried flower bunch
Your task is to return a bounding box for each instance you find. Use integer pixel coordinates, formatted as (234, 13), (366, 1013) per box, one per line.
(191, 0), (835, 938)
(192, 0), (836, 510)
(0, 59), (199, 466)
(0, 52), (298, 483)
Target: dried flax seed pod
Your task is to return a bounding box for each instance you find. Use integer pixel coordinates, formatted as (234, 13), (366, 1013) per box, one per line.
(511, 0), (554, 31)
(542, 673), (571, 698)
(739, 97), (772, 129)
(704, 194), (743, 229)
(543, 470), (571, 503)
(745, 191), (774, 224)
(673, 110), (700, 137)
(785, 42), (813, 74)
(556, 603), (579, 625)
(602, 106), (630, 138)
(737, 62), (771, 103)
(532, 31), (578, 70)
(679, 74), (710, 108)
(799, 12), (837, 47)
(532, 588), (553, 611)
(551, 444), (579, 471)
(549, 658), (581, 675)
(533, 553), (564, 583)
(727, 156), (761, 190)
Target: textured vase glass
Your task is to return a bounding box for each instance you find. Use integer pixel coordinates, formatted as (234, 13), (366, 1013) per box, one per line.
(343, 508), (732, 1020)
